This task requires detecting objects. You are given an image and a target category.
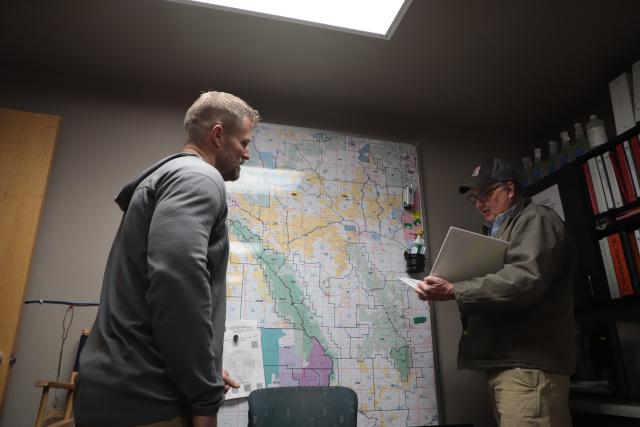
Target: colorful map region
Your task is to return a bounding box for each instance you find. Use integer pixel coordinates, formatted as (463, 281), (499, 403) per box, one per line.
(262, 328), (333, 387)
(218, 123), (438, 427)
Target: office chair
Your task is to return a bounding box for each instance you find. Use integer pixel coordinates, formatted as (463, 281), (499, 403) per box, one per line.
(247, 386), (358, 427)
(34, 329), (89, 427)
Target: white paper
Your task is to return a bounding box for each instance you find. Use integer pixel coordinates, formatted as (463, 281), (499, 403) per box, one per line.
(222, 319), (265, 400)
(397, 277), (420, 289)
(531, 183), (565, 220)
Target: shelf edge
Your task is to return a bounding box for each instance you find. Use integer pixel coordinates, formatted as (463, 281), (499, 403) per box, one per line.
(571, 397), (640, 418)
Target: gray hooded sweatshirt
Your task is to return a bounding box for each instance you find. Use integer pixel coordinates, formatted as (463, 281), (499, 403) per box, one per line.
(75, 154), (229, 426)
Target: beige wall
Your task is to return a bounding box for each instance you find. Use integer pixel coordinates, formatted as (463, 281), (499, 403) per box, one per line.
(0, 83), (533, 427)
(0, 88), (187, 427)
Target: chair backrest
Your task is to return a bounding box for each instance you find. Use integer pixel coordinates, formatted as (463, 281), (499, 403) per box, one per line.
(247, 386), (358, 427)
(72, 330), (89, 373)
(34, 329), (89, 427)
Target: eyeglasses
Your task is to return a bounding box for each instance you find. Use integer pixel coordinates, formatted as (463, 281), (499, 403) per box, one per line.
(468, 183), (504, 204)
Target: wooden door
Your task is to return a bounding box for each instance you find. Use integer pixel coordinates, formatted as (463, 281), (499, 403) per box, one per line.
(0, 108), (59, 408)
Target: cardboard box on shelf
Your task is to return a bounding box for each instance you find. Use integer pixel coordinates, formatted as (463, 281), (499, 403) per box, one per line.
(609, 72), (636, 135)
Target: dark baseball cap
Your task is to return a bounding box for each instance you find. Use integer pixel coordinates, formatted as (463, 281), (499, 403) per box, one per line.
(458, 158), (520, 194)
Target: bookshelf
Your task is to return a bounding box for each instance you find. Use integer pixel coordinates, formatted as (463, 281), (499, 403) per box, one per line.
(525, 122), (640, 307)
(526, 124), (640, 196)
(524, 122), (640, 420)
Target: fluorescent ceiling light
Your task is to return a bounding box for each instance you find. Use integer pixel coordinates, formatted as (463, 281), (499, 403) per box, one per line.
(171, 0), (412, 39)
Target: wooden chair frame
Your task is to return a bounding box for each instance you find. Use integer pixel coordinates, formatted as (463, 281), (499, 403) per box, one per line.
(34, 329), (88, 427)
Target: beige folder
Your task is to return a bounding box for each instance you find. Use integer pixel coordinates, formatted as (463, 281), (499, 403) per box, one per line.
(430, 227), (508, 283)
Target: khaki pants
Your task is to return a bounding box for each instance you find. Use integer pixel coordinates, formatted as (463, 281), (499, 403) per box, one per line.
(487, 368), (571, 427)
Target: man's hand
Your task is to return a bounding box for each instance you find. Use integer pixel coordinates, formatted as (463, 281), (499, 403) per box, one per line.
(223, 369), (240, 394)
(191, 371), (239, 427)
(415, 276), (455, 301)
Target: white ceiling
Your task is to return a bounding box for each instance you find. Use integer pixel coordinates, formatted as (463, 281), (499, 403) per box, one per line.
(2, 0), (640, 142)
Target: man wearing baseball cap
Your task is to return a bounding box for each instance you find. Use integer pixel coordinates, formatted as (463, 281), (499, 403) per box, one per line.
(415, 158), (576, 427)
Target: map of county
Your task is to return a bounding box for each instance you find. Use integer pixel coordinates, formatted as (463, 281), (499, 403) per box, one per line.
(219, 123), (438, 426)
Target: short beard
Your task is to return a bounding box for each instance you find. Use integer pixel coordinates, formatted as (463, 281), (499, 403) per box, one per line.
(223, 166), (241, 182)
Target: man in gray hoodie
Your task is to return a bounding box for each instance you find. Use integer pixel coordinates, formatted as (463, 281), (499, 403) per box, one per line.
(75, 91), (260, 427)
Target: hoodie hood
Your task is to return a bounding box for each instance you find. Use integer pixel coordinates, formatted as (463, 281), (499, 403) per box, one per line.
(115, 153), (197, 211)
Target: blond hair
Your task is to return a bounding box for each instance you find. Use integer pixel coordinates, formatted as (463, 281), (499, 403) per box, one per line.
(184, 91), (260, 142)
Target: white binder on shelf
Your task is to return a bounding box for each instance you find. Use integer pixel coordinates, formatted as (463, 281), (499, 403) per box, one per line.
(623, 140), (640, 197)
(599, 237), (621, 299)
(588, 157), (607, 213)
(602, 151), (624, 208)
(596, 155), (614, 210)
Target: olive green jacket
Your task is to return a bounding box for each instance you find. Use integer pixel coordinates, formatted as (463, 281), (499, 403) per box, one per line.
(453, 197), (576, 375)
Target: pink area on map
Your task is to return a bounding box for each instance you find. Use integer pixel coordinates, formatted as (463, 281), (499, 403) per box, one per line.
(278, 337), (333, 386)
(402, 210), (416, 240)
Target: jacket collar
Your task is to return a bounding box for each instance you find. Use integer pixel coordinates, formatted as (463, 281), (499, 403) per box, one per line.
(493, 196), (532, 239)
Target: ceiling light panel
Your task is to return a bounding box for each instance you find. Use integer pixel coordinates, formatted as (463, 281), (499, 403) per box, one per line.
(170, 0), (412, 39)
